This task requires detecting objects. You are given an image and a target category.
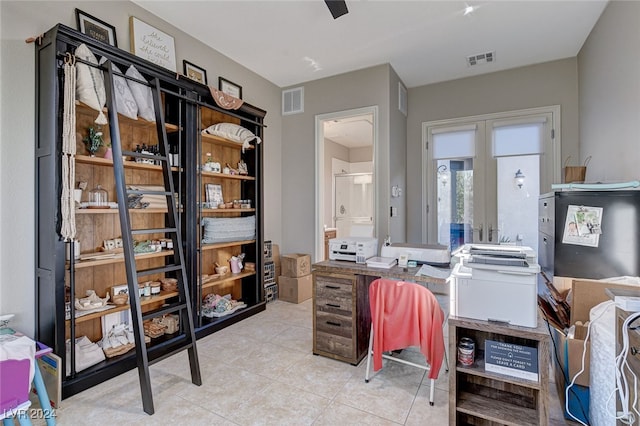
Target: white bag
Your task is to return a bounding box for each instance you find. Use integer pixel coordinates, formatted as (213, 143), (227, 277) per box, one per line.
(65, 336), (105, 376)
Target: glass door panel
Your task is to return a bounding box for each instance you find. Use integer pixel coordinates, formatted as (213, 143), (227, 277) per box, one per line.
(436, 159), (475, 250)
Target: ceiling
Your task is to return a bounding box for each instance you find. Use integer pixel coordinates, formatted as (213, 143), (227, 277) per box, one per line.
(132, 1), (607, 149)
(133, 0), (608, 89)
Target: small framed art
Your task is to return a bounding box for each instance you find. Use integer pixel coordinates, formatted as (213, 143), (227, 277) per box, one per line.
(219, 77), (242, 99)
(183, 60), (208, 85)
(75, 9), (117, 47)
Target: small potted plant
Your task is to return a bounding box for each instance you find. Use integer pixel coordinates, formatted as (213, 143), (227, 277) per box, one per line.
(83, 126), (104, 157)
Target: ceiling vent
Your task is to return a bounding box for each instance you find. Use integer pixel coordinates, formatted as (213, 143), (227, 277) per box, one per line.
(466, 51), (495, 67)
(282, 87), (304, 115)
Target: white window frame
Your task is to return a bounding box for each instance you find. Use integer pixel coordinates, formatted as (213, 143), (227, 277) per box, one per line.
(421, 105), (560, 243)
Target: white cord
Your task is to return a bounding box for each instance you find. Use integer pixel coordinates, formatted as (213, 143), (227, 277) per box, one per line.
(612, 311), (640, 424)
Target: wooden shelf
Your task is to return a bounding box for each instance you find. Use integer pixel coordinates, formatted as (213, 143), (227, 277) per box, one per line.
(456, 358), (542, 390)
(201, 271), (255, 290)
(76, 154), (180, 172)
(201, 132), (254, 149)
(76, 101), (179, 132)
(456, 392), (538, 426)
(449, 315), (550, 426)
(200, 240), (256, 251)
(68, 290), (179, 324)
(76, 208), (170, 215)
(200, 170), (255, 181)
(69, 250), (175, 269)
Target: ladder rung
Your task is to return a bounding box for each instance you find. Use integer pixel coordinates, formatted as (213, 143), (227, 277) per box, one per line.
(131, 227), (178, 235)
(148, 340), (195, 366)
(142, 302), (188, 320)
(137, 264), (183, 277)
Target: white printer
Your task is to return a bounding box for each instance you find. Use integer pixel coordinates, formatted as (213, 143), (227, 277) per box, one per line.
(329, 237), (378, 264)
(380, 243), (450, 266)
(449, 244), (540, 328)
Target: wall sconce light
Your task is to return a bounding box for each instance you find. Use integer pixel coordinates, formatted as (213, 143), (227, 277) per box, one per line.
(437, 164), (449, 186)
(514, 169), (526, 189)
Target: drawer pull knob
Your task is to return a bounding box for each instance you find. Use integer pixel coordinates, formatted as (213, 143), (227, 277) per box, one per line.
(326, 285), (340, 289)
(326, 303), (340, 308)
(326, 321), (341, 327)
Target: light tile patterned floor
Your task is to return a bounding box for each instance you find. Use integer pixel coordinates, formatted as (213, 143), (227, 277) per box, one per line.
(27, 297), (577, 425)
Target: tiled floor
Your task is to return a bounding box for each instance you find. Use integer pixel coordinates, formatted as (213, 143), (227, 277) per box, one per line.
(29, 297), (577, 425)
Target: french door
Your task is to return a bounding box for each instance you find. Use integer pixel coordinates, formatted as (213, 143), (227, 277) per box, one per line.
(422, 106), (560, 251)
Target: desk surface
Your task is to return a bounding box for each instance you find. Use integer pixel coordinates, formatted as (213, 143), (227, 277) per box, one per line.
(312, 260), (449, 285)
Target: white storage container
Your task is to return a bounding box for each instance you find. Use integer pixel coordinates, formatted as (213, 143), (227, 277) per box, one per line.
(449, 261), (540, 328)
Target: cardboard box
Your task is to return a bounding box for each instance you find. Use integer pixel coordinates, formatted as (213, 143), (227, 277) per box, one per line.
(281, 253), (311, 277)
(551, 278), (634, 388)
(278, 274), (312, 303)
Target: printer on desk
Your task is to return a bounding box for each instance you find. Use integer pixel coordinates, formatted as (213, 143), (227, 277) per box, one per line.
(449, 244), (540, 328)
(329, 237), (378, 264)
(380, 242), (450, 267)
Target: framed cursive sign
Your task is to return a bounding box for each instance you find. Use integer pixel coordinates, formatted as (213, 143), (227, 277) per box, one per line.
(129, 16), (177, 72)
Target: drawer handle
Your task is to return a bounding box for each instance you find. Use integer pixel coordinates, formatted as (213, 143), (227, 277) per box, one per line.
(632, 347), (640, 356)
(326, 303), (340, 308)
(326, 321), (341, 327)
(325, 285), (340, 289)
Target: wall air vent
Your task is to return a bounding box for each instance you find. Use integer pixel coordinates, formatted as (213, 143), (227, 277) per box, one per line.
(467, 51), (495, 67)
(282, 87), (304, 115)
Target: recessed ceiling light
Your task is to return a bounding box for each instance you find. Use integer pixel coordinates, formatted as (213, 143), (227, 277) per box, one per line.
(464, 5), (475, 16)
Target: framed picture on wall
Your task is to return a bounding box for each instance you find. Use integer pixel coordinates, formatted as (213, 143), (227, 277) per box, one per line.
(183, 60), (208, 85)
(130, 16), (177, 72)
(219, 77), (242, 99)
(75, 9), (118, 47)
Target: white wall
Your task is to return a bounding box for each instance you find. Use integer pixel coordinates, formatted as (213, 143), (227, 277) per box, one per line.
(280, 64), (396, 259)
(0, 1), (282, 335)
(578, 0), (640, 183)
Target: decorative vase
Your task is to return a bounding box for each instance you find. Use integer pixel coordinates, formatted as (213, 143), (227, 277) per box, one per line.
(104, 147), (113, 160)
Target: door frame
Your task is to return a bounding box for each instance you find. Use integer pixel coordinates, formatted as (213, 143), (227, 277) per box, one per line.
(315, 106), (379, 261)
(421, 105), (561, 243)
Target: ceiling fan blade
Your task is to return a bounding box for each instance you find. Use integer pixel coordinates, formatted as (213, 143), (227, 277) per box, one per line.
(325, 0), (349, 19)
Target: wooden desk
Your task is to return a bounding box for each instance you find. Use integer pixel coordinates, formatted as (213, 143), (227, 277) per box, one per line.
(312, 260), (449, 364)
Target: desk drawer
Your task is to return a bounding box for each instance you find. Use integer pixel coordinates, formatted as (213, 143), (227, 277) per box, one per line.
(316, 294), (352, 316)
(316, 311), (353, 339)
(315, 330), (353, 359)
(316, 279), (353, 298)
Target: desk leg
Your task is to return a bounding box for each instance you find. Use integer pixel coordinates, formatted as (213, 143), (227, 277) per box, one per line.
(32, 362), (55, 426)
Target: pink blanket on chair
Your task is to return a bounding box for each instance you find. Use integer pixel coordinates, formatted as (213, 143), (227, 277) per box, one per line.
(369, 278), (445, 379)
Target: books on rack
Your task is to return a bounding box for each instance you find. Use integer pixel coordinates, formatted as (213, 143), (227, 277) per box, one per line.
(365, 256), (397, 269)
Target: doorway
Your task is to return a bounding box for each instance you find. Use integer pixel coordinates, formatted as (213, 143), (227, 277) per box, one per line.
(422, 106), (561, 253)
(315, 106), (378, 261)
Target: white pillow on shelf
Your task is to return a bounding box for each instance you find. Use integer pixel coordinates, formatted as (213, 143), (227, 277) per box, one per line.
(202, 122), (261, 152)
(125, 65), (156, 122)
(74, 43), (107, 124)
(99, 58), (138, 120)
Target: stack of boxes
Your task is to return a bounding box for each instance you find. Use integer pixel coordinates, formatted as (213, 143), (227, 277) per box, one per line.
(279, 253), (312, 303)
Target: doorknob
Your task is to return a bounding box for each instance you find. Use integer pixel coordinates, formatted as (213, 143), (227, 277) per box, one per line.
(488, 224), (502, 243)
(473, 224), (483, 241)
